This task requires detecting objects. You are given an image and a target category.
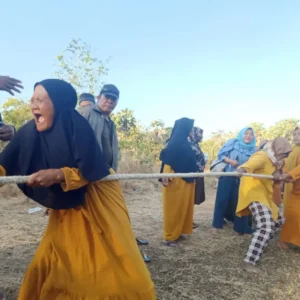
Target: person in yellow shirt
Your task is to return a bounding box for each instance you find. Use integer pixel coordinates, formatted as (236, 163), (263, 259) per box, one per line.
(279, 126), (300, 249)
(0, 79), (155, 299)
(159, 118), (196, 247)
(236, 137), (292, 273)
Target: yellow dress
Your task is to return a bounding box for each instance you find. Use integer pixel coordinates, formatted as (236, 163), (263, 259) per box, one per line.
(280, 148), (300, 246)
(162, 164), (195, 241)
(0, 166), (156, 299)
(283, 147), (300, 207)
(236, 151), (279, 221)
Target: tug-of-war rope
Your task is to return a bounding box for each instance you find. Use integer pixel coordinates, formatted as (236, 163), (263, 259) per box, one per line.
(0, 172), (274, 185)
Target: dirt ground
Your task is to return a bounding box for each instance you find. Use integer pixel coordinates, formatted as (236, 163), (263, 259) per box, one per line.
(1, 182), (300, 300)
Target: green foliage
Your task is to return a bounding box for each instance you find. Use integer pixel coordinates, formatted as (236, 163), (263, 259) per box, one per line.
(54, 38), (111, 95)
(0, 95), (299, 169)
(112, 110), (170, 166)
(265, 119), (299, 141)
(1, 98), (32, 129)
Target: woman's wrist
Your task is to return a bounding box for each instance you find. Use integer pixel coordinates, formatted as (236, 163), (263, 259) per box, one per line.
(54, 169), (65, 184)
(224, 157), (231, 164)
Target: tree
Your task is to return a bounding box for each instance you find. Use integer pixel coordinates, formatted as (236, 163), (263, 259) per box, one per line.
(266, 119), (299, 141)
(54, 38), (111, 95)
(1, 98), (32, 129)
(111, 109), (137, 134)
(201, 130), (236, 163)
(248, 122), (266, 145)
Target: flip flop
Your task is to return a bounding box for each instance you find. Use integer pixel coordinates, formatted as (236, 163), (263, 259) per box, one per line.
(163, 241), (180, 247)
(136, 238), (149, 246)
(141, 251), (152, 263)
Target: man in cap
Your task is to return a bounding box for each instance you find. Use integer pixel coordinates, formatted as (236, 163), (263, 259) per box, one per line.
(77, 93), (96, 113)
(81, 84), (151, 262)
(80, 84), (119, 171)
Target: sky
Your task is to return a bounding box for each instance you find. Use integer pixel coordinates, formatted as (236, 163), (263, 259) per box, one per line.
(1, 0), (300, 139)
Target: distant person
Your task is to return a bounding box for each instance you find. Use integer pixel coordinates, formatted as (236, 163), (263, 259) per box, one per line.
(188, 127), (206, 228)
(0, 75), (23, 141)
(160, 118), (196, 247)
(212, 127), (256, 235)
(0, 79), (156, 299)
(77, 92), (95, 113)
(280, 126), (300, 250)
(81, 84), (151, 261)
(236, 137), (292, 273)
(80, 84), (119, 171)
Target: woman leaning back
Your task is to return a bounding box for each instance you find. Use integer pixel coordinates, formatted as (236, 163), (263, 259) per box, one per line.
(236, 137), (292, 273)
(0, 79), (155, 300)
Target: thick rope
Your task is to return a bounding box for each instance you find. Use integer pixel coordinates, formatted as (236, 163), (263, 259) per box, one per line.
(0, 172), (274, 185)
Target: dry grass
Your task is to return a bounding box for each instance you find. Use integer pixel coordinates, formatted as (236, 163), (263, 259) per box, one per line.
(1, 180), (300, 300)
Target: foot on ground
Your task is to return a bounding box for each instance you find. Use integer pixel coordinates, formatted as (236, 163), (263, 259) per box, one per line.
(242, 261), (260, 274)
(163, 240), (180, 247)
(279, 242), (289, 250)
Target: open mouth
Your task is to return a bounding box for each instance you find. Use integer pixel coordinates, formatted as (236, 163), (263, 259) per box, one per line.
(34, 114), (45, 124)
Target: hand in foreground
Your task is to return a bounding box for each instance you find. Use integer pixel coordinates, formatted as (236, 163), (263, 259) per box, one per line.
(236, 167), (247, 177)
(27, 169), (64, 187)
(0, 76), (23, 95)
(162, 177), (170, 187)
(0, 124), (14, 141)
(279, 173), (294, 183)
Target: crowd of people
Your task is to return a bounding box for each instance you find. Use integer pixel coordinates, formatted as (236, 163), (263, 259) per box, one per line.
(160, 119), (300, 274)
(0, 75), (299, 298)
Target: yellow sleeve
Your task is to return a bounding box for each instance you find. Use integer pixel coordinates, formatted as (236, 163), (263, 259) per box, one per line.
(163, 164), (172, 173)
(283, 155), (293, 173)
(60, 167), (88, 192)
(0, 166), (6, 177)
(289, 156), (300, 180)
(240, 152), (266, 173)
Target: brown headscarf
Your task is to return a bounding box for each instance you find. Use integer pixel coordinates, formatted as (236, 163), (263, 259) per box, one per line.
(263, 137), (292, 166)
(272, 137), (292, 156)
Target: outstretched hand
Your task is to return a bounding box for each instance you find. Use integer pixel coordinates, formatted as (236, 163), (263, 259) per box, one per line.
(27, 169), (65, 187)
(279, 173), (294, 183)
(0, 76), (23, 95)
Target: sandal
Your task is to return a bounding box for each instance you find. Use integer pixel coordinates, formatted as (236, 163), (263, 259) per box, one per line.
(136, 238), (149, 246)
(163, 241), (180, 247)
(141, 251), (152, 263)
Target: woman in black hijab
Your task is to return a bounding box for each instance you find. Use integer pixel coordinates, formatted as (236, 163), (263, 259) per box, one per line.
(160, 118), (197, 247)
(0, 79), (155, 300)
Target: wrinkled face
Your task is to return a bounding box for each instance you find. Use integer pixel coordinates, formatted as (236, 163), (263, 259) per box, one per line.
(293, 129), (300, 146)
(197, 129), (203, 142)
(30, 85), (54, 132)
(97, 94), (118, 115)
(275, 152), (290, 162)
(189, 128), (203, 142)
(243, 129), (254, 144)
(80, 100), (94, 108)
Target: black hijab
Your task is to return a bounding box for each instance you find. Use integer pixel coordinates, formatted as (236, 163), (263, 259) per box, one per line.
(0, 79), (110, 209)
(159, 118), (196, 183)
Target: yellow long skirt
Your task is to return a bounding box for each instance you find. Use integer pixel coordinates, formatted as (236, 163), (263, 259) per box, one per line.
(280, 192), (300, 247)
(162, 164), (195, 241)
(18, 168), (156, 300)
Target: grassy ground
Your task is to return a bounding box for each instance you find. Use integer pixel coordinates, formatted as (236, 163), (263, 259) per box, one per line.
(1, 182), (300, 300)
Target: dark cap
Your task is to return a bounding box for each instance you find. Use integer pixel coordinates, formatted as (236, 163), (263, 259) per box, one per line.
(99, 84), (119, 100)
(79, 93), (95, 104)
